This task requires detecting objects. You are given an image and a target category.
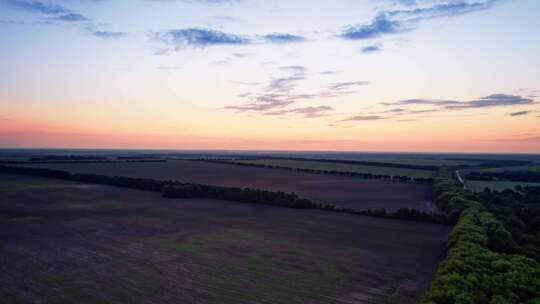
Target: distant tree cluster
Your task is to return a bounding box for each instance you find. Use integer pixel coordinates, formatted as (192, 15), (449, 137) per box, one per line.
(422, 168), (540, 303)
(467, 170), (540, 183)
(199, 159), (434, 184)
(0, 165), (447, 224)
(476, 186), (540, 262)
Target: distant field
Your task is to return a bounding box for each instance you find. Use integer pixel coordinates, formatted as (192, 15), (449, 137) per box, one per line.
(232, 159), (435, 178)
(296, 157), (480, 167)
(462, 164), (540, 191)
(0, 174), (450, 304)
(19, 160), (437, 212)
(238, 153), (485, 167)
(466, 180), (540, 192)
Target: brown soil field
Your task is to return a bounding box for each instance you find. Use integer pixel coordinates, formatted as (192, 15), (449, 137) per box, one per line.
(0, 174), (450, 304)
(20, 160), (437, 212)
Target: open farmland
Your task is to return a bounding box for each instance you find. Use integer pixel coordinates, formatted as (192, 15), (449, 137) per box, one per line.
(231, 159), (435, 178)
(240, 153), (487, 167)
(20, 160), (437, 212)
(0, 174), (450, 304)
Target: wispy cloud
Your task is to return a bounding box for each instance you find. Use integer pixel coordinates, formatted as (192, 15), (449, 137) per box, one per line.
(382, 98), (461, 106)
(361, 45), (381, 53)
(230, 80), (261, 86)
(444, 94), (534, 109)
(49, 13), (88, 22)
(338, 93), (535, 125)
(342, 115), (389, 121)
(266, 66), (307, 93)
(155, 28), (251, 49)
(225, 64), (369, 116)
(320, 70), (340, 75)
(265, 106), (334, 118)
(3, 0), (71, 15)
(90, 30), (127, 39)
(224, 94), (295, 112)
(263, 33), (306, 44)
(508, 110), (530, 116)
(328, 81), (370, 90)
(2, 0), (92, 23)
(341, 14), (403, 40)
(2, 0), (127, 39)
(340, 0), (499, 40)
(382, 94), (534, 110)
(153, 28), (306, 50)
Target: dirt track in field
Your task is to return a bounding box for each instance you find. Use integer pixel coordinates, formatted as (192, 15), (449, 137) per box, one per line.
(21, 160), (437, 212)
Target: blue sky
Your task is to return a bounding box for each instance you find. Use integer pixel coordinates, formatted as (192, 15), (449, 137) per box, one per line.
(1, 0), (539, 152)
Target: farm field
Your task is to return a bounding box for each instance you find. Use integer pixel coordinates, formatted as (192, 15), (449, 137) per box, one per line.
(0, 174), (450, 304)
(239, 152), (490, 167)
(466, 164), (540, 173)
(19, 160), (437, 212)
(231, 159), (435, 178)
(466, 180), (540, 192)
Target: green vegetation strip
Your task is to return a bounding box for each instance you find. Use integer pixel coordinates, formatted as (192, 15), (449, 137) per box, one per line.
(422, 169), (540, 303)
(0, 165), (447, 224)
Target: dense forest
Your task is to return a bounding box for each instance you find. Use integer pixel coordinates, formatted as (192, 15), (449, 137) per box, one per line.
(476, 186), (540, 262)
(422, 169), (540, 303)
(467, 171), (540, 183)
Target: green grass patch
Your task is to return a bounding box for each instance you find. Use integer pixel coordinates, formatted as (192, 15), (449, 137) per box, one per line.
(163, 228), (346, 304)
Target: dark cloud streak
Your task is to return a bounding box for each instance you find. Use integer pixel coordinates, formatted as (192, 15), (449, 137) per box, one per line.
(340, 0), (499, 41)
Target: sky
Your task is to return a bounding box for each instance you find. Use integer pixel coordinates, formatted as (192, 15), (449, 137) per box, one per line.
(0, 0), (539, 153)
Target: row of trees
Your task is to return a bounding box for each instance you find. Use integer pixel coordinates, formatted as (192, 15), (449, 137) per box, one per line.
(199, 159), (434, 184)
(259, 156), (441, 170)
(162, 184), (315, 208)
(467, 170), (540, 183)
(1, 165), (447, 224)
(422, 169), (540, 303)
(161, 184), (447, 223)
(0, 159), (167, 165)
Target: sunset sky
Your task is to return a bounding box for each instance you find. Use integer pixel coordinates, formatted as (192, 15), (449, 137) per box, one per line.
(1, 0), (539, 152)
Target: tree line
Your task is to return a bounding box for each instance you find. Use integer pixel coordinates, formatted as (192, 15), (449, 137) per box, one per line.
(0, 165), (446, 224)
(0, 159), (167, 165)
(197, 159), (434, 184)
(255, 156), (441, 170)
(466, 170), (540, 183)
(422, 168), (540, 304)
